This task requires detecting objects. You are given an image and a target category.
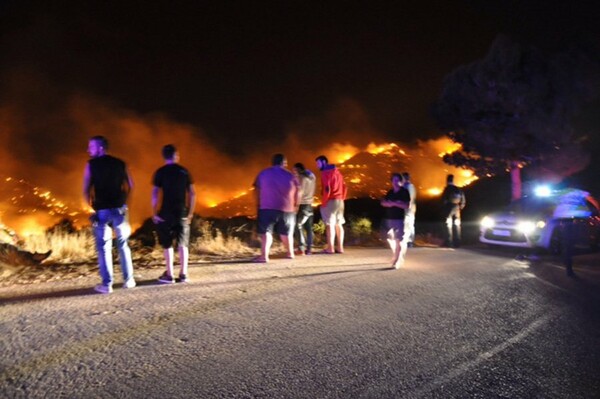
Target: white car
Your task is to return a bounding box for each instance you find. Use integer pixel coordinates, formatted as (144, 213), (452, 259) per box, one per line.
(479, 188), (600, 253)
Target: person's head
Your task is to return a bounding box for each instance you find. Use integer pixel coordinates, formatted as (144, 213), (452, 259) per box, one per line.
(402, 172), (410, 182)
(391, 173), (404, 188)
(446, 174), (454, 184)
(293, 162), (306, 175)
(162, 144), (179, 162)
(272, 153), (287, 167)
(315, 155), (328, 170)
(88, 136), (108, 158)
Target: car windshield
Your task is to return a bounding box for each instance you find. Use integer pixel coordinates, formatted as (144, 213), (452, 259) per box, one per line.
(505, 197), (555, 215)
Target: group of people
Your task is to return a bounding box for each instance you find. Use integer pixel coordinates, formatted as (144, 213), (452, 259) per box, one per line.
(83, 136), (195, 294)
(83, 135), (466, 294)
(252, 154), (348, 263)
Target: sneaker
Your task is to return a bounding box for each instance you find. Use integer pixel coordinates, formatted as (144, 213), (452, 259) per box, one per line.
(158, 272), (175, 284)
(94, 284), (113, 294)
(123, 279), (136, 289)
(178, 274), (189, 283)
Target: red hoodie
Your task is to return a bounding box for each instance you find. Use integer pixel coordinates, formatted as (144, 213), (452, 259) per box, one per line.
(320, 165), (347, 206)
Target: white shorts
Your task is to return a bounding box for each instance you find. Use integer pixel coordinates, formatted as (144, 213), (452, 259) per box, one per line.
(320, 199), (345, 226)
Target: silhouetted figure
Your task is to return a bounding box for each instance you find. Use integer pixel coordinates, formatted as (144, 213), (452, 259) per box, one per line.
(293, 163), (316, 255)
(441, 174), (466, 248)
(83, 135), (135, 294)
(381, 173), (410, 268)
(402, 171), (417, 247)
(253, 154), (300, 262)
(315, 155), (347, 254)
(152, 144), (196, 284)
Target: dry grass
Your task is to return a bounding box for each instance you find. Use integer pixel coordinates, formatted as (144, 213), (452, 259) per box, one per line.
(21, 229), (97, 264)
(190, 220), (256, 257)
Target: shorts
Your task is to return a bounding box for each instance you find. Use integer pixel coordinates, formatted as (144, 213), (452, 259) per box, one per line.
(155, 217), (190, 249)
(382, 218), (405, 241)
(320, 199), (345, 226)
(257, 209), (295, 236)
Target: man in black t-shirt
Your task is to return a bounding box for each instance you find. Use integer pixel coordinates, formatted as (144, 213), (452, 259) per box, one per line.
(83, 135), (135, 294)
(152, 144), (196, 284)
(381, 173), (410, 269)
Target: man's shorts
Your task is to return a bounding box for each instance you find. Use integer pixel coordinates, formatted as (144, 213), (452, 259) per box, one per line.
(320, 199), (345, 226)
(382, 218), (405, 241)
(257, 209), (295, 236)
(155, 217), (190, 249)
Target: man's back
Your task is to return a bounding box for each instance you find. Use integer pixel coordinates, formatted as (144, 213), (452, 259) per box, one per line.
(442, 184), (465, 208)
(255, 166), (297, 212)
(153, 163), (193, 217)
(88, 155), (128, 210)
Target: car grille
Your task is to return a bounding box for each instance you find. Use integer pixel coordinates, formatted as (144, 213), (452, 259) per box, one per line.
(483, 228), (527, 243)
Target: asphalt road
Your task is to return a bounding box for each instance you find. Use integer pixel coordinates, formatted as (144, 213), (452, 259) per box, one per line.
(1, 247), (599, 398)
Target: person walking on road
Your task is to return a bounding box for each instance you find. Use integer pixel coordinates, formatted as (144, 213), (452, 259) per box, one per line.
(253, 154), (300, 263)
(83, 135), (135, 294)
(381, 173), (411, 269)
(441, 174), (466, 248)
(152, 144), (196, 284)
(315, 155), (347, 254)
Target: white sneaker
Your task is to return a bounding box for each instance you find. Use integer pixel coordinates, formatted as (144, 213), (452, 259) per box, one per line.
(123, 279), (136, 289)
(94, 284), (113, 294)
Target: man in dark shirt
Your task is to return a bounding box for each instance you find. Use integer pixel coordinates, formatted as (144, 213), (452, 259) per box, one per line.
(441, 174), (466, 247)
(152, 144), (196, 283)
(381, 173), (410, 269)
(83, 135), (135, 294)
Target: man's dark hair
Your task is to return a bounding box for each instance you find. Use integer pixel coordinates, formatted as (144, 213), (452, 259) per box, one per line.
(402, 172), (410, 181)
(162, 144), (177, 160)
(90, 135), (109, 151)
(391, 172), (403, 182)
(447, 174), (454, 183)
(315, 155), (328, 164)
(294, 162), (306, 173)
(272, 153), (286, 166)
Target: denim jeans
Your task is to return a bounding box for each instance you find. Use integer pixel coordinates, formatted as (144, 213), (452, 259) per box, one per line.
(92, 206), (134, 286)
(295, 204), (314, 252)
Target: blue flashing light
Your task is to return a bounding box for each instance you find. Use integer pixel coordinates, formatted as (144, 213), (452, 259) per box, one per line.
(534, 185), (552, 197)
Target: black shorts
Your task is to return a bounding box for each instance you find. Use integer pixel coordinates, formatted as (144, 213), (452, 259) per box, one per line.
(155, 217), (190, 249)
(382, 218), (405, 241)
(257, 209), (295, 236)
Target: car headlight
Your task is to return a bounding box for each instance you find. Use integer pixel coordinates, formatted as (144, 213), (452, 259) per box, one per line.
(536, 220), (546, 229)
(517, 221), (536, 234)
(481, 216), (495, 229)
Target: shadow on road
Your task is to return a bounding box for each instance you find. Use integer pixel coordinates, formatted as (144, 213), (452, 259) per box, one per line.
(0, 263), (393, 305)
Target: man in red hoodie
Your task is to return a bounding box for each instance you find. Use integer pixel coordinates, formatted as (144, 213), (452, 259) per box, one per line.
(315, 155), (347, 254)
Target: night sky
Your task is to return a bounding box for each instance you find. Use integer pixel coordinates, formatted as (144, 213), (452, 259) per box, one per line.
(3, 0), (597, 158)
(0, 0), (599, 224)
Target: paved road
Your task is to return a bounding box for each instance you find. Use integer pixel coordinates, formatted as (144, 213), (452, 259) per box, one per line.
(1, 247), (599, 398)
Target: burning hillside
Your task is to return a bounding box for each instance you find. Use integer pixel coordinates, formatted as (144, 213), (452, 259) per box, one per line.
(204, 141), (477, 218)
(0, 176), (87, 237)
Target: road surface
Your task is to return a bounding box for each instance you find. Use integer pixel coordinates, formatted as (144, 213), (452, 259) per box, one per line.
(1, 247), (599, 398)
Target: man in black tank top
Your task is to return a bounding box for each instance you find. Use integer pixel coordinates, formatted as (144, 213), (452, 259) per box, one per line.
(83, 136), (135, 294)
(152, 144), (196, 284)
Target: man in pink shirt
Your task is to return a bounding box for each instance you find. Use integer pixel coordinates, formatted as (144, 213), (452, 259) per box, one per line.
(253, 154), (300, 262)
(315, 155), (347, 254)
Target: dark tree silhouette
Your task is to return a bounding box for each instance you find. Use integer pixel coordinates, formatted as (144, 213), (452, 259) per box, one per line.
(432, 35), (598, 200)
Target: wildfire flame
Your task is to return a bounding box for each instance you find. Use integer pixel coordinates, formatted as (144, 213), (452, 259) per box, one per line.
(0, 137), (477, 235)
